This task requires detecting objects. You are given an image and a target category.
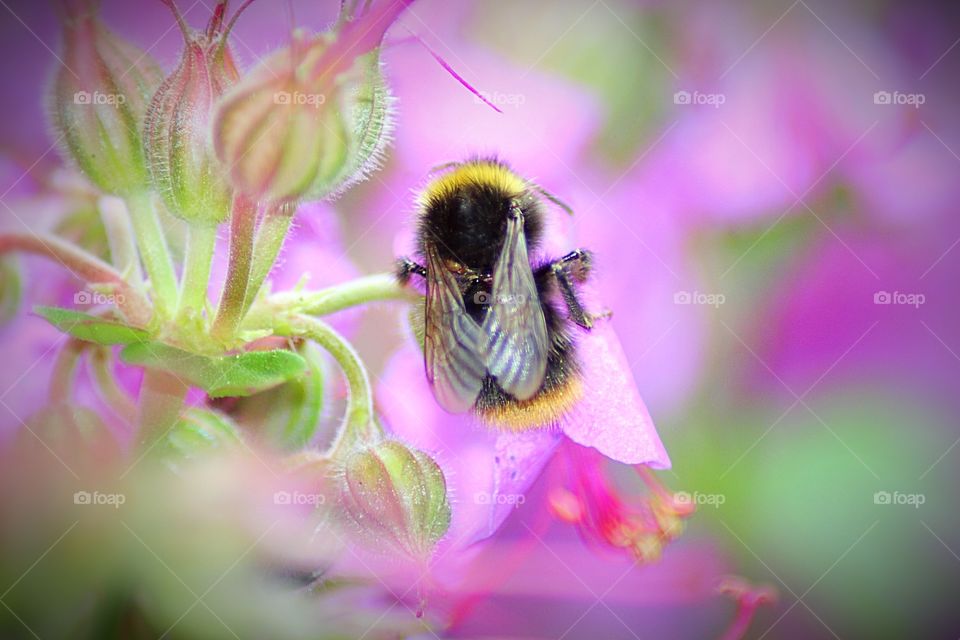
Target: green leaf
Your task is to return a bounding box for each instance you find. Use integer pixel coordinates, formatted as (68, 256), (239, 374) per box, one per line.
(35, 306), (149, 345)
(120, 342), (307, 398)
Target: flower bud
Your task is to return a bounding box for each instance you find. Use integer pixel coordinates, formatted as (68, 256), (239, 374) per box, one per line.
(214, 1), (407, 203)
(339, 440), (450, 558)
(143, 1), (243, 225)
(49, 2), (163, 195)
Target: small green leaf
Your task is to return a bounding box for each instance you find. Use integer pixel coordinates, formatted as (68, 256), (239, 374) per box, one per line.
(120, 342), (307, 398)
(35, 306), (149, 345)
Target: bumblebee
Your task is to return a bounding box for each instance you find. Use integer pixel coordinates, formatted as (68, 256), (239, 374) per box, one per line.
(397, 158), (595, 430)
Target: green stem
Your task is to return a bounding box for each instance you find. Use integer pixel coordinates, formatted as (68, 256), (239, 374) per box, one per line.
(124, 190), (178, 318)
(280, 314), (381, 455)
(98, 195), (143, 286)
(136, 368), (189, 448)
(243, 272), (415, 330)
(0, 232), (152, 326)
(177, 223), (218, 323)
(241, 202), (293, 317)
(212, 194), (257, 342)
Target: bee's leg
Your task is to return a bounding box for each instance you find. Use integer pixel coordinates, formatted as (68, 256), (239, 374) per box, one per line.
(395, 257), (427, 285)
(539, 250), (594, 329)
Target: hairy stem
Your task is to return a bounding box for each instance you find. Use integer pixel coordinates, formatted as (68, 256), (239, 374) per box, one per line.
(241, 203), (293, 317)
(243, 272), (415, 330)
(177, 223), (218, 323)
(279, 314), (381, 455)
(212, 194), (257, 342)
(124, 190), (178, 318)
(0, 232), (152, 325)
(98, 196), (143, 286)
(136, 368), (189, 448)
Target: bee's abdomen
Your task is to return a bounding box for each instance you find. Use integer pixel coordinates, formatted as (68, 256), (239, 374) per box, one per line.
(475, 275), (582, 430)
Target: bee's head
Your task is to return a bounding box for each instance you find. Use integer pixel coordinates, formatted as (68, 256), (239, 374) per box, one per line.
(417, 159), (543, 270)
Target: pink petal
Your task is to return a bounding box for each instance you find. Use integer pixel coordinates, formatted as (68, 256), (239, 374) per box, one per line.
(560, 320), (671, 468)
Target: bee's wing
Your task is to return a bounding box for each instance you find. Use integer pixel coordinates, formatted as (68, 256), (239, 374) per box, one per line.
(424, 244), (486, 413)
(482, 211), (549, 401)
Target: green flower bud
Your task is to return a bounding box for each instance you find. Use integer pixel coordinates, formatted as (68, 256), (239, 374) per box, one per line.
(214, 3), (404, 203)
(339, 440), (451, 559)
(48, 2), (163, 195)
(143, 1), (243, 224)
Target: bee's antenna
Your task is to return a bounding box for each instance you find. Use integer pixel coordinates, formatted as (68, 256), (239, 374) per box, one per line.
(426, 161), (461, 176)
(533, 184), (574, 216)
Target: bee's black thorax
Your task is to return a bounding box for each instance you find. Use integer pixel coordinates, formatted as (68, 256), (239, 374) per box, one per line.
(417, 182), (544, 272)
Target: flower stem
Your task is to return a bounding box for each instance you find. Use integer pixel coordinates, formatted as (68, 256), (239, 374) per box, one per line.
(0, 232), (152, 325)
(243, 272), (415, 330)
(241, 202), (293, 317)
(136, 368), (189, 448)
(124, 189), (178, 318)
(98, 195), (143, 286)
(212, 194), (257, 342)
(279, 314), (382, 455)
(177, 223), (218, 323)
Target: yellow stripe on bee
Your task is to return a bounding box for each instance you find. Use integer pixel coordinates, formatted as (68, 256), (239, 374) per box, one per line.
(419, 160), (528, 207)
(477, 377), (583, 431)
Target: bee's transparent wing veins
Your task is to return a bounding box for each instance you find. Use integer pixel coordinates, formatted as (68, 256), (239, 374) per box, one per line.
(424, 244), (486, 413)
(482, 208), (549, 400)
